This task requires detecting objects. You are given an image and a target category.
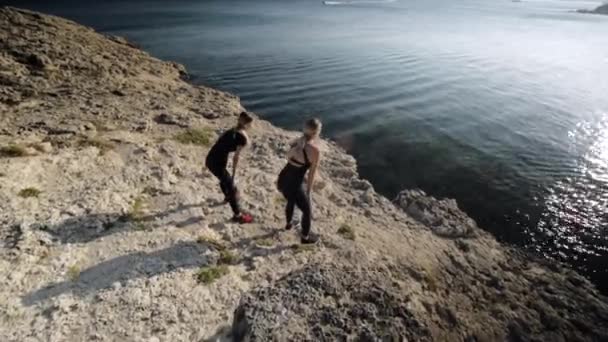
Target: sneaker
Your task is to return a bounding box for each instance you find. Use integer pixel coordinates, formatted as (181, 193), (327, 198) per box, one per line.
(300, 233), (319, 244)
(232, 213), (254, 224)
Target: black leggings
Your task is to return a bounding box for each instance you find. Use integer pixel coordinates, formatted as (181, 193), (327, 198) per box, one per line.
(278, 164), (311, 236)
(206, 158), (240, 216)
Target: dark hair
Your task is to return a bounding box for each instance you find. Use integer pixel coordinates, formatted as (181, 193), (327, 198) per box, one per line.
(237, 111), (254, 129)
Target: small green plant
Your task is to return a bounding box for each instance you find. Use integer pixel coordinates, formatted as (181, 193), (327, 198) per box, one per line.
(218, 250), (238, 265)
(0, 145), (27, 157)
(125, 196), (149, 231)
(67, 265), (80, 281)
(133, 222), (147, 231)
(126, 196), (146, 222)
(337, 224), (356, 240)
(78, 136), (115, 155)
(273, 195), (286, 205)
(173, 128), (214, 147)
(18, 187), (41, 198)
(291, 244), (315, 254)
(197, 236), (226, 251)
(255, 238), (274, 247)
(91, 120), (113, 132)
(196, 265), (229, 284)
(423, 271), (438, 292)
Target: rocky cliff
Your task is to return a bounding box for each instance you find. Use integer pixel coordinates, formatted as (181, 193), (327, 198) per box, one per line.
(593, 3), (608, 14)
(577, 3), (608, 15)
(1, 7), (607, 342)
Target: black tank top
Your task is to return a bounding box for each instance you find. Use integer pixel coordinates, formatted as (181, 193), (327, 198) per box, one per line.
(208, 128), (247, 165)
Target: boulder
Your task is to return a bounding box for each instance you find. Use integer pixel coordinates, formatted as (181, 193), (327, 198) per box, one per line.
(153, 113), (189, 128)
(154, 113), (178, 125)
(393, 189), (477, 238)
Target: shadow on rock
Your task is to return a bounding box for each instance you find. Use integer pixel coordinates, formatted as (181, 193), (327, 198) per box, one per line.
(22, 241), (209, 306)
(202, 325), (232, 342)
(39, 203), (204, 244)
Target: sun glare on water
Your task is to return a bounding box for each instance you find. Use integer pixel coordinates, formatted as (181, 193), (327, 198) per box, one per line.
(536, 113), (608, 265)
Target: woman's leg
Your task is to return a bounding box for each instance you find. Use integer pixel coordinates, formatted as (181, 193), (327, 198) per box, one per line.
(208, 163), (230, 200)
(294, 186), (311, 236)
(277, 167), (295, 228)
(285, 193), (296, 226)
(218, 168), (240, 216)
(207, 163), (225, 193)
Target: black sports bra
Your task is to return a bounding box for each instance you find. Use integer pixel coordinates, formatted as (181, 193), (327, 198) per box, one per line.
(289, 143), (311, 169)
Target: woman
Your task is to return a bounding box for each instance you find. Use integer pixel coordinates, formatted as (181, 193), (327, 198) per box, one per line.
(277, 118), (322, 244)
(206, 111), (254, 223)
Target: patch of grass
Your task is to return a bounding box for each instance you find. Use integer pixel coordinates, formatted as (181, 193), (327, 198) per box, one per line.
(273, 195), (286, 206)
(337, 223), (356, 241)
(291, 244), (316, 254)
(126, 196), (146, 222)
(255, 238), (274, 247)
(218, 250), (239, 265)
(125, 197), (150, 231)
(196, 265), (229, 284)
(423, 271), (438, 292)
(133, 222), (147, 231)
(173, 127), (214, 147)
(0, 144), (27, 157)
(91, 120), (113, 132)
(18, 187), (41, 198)
(67, 265), (80, 281)
(78, 136), (115, 155)
(197, 236), (226, 251)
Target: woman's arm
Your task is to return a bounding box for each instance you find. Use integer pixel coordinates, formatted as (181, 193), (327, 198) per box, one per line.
(286, 137), (300, 160)
(232, 146), (242, 178)
(306, 145), (321, 195)
(232, 132), (248, 178)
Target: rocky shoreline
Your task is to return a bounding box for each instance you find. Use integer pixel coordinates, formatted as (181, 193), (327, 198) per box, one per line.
(577, 3), (608, 15)
(1, 7), (607, 342)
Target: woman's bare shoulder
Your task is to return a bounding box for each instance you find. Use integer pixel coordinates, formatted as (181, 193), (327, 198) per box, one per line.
(305, 141), (321, 156)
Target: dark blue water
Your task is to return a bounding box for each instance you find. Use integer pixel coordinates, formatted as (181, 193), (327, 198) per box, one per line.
(7, 0), (608, 292)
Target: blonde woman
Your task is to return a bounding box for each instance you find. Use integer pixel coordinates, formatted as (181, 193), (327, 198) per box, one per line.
(277, 118), (322, 244)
